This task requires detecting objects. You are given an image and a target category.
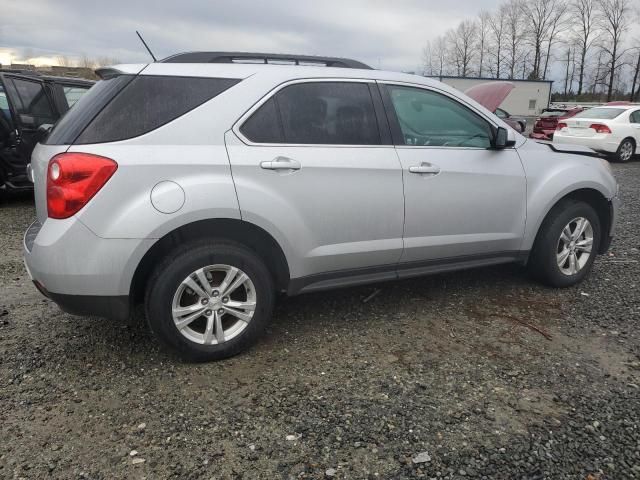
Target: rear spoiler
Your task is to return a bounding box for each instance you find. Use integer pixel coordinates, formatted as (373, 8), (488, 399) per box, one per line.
(538, 141), (601, 158)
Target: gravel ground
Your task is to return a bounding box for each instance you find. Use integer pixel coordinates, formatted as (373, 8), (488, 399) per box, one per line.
(1, 163), (639, 480)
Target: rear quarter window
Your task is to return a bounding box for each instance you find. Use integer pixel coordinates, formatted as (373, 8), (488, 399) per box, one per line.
(75, 76), (240, 144)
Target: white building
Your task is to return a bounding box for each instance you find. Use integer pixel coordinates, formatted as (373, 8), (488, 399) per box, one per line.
(429, 76), (553, 116)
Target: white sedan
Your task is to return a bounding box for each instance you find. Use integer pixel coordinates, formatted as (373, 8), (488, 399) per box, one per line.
(553, 105), (640, 162)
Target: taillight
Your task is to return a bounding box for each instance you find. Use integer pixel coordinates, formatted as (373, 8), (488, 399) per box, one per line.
(556, 122), (568, 130)
(47, 153), (117, 219)
(590, 123), (612, 134)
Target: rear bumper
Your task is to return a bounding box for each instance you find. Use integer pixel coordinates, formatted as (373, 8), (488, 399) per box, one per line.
(23, 217), (153, 320)
(553, 133), (620, 154)
(33, 280), (130, 320)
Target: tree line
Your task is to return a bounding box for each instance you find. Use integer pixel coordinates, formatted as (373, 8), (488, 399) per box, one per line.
(421, 0), (640, 102)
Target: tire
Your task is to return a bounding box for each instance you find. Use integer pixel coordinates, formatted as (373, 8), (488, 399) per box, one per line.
(145, 240), (275, 362)
(529, 200), (601, 288)
(614, 138), (635, 163)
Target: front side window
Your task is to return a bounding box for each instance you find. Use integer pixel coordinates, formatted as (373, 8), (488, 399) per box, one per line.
(8, 78), (56, 126)
(386, 85), (493, 148)
(495, 108), (508, 119)
(241, 81), (381, 145)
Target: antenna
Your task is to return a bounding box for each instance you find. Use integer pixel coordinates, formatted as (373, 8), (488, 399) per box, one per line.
(136, 31), (157, 62)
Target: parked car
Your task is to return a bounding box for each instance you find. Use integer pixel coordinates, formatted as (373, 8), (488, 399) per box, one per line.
(530, 107), (584, 141)
(0, 70), (93, 192)
(465, 81), (527, 132)
(554, 105), (640, 162)
(24, 52), (619, 361)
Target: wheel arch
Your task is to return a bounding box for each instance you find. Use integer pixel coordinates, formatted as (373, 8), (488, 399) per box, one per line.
(529, 187), (612, 256)
(130, 218), (291, 304)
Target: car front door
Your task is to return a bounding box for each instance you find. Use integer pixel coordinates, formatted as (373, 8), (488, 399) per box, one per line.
(1, 74), (57, 162)
(379, 82), (527, 275)
(225, 80), (405, 289)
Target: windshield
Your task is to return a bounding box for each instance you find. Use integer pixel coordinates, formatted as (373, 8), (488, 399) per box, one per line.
(574, 108), (625, 120)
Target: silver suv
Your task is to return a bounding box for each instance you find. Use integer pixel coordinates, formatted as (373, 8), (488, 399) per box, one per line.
(24, 52), (619, 361)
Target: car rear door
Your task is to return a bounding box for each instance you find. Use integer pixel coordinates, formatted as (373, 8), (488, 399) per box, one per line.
(379, 82), (527, 274)
(225, 79), (405, 288)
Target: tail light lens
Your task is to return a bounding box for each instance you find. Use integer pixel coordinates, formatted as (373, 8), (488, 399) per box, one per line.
(556, 122), (568, 130)
(47, 153), (118, 219)
(590, 123), (612, 134)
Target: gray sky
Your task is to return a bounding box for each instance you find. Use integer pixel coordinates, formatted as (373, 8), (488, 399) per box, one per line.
(1, 0), (498, 72)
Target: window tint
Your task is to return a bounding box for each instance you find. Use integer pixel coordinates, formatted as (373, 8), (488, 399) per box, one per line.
(387, 85), (493, 148)
(75, 76), (240, 144)
(240, 97), (283, 143)
(62, 86), (90, 108)
(9, 78), (56, 125)
(630, 110), (640, 124)
(46, 75), (133, 145)
(274, 82), (380, 145)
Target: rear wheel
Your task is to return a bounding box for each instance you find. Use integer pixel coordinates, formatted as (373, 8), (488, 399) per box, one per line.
(614, 138), (635, 162)
(529, 200), (600, 287)
(145, 240), (274, 362)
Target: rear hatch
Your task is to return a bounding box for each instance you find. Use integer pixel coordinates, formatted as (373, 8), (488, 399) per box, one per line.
(31, 68), (141, 223)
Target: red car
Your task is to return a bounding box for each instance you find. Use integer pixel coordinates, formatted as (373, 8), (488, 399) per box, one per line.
(530, 107), (583, 141)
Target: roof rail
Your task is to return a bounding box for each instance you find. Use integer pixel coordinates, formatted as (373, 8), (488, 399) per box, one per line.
(160, 51), (372, 70)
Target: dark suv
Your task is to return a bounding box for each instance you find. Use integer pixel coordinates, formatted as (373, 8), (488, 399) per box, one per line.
(0, 70), (93, 192)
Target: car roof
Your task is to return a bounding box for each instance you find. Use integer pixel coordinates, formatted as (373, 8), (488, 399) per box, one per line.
(106, 62), (443, 87)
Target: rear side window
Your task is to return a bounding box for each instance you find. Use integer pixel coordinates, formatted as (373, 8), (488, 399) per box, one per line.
(630, 110), (640, 124)
(240, 97), (283, 143)
(241, 81), (381, 145)
(9, 78), (56, 125)
(46, 75), (133, 145)
(75, 76), (239, 144)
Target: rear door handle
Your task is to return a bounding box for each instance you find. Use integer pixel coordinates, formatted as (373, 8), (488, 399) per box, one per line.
(260, 156), (301, 171)
(408, 163), (440, 175)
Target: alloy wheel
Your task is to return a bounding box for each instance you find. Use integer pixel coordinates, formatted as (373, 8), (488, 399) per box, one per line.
(171, 265), (256, 345)
(619, 141), (634, 162)
(556, 217), (594, 276)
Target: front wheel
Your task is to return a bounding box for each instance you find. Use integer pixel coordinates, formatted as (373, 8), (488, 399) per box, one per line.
(145, 240), (275, 362)
(529, 200), (601, 288)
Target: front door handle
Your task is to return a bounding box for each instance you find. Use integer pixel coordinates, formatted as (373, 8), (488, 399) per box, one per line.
(260, 156), (301, 171)
(408, 163), (440, 175)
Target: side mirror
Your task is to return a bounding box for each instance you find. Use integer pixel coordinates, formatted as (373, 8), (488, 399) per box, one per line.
(493, 127), (516, 149)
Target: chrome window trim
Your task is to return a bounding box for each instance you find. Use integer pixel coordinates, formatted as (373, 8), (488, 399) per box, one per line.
(231, 77), (394, 149)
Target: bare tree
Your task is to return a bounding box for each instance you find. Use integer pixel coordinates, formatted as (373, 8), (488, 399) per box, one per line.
(504, 0), (526, 79)
(597, 0), (633, 101)
(571, 0), (600, 94)
(477, 11), (491, 77)
(55, 55), (73, 67)
(448, 20), (478, 77)
(542, 2), (569, 78)
(487, 6), (507, 78)
(630, 47), (640, 101)
(521, 0), (559, 79)
(78, 54), (96, 70)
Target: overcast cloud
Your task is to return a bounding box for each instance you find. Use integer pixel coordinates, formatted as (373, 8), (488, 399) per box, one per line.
(1, 0), (499, 72)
